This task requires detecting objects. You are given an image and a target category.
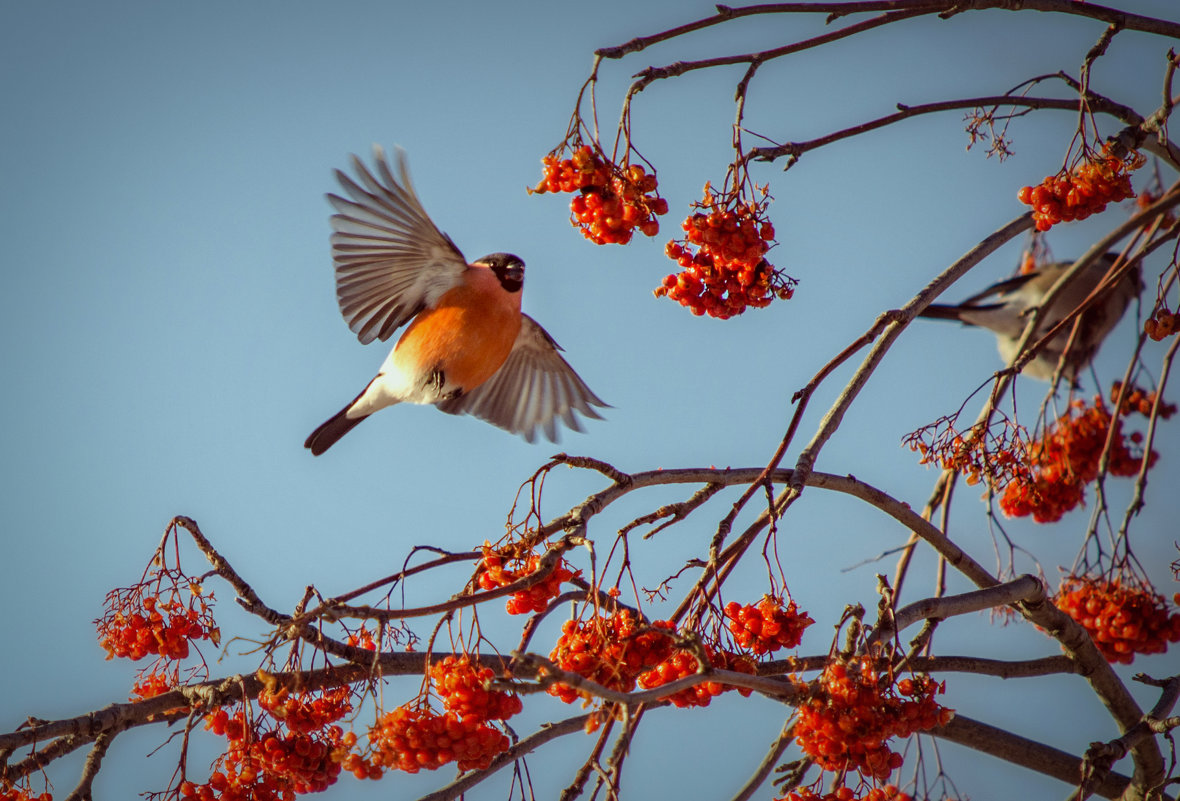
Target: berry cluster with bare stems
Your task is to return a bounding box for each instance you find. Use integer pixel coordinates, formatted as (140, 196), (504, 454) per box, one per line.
(1017, 144), (1143, 230)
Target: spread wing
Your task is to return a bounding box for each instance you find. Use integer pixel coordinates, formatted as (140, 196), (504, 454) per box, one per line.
(328, 146), (468, 344)
(436, 315), (608, 442)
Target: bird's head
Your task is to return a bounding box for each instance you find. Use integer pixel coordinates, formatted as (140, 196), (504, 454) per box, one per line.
(475, 253), (525, 293)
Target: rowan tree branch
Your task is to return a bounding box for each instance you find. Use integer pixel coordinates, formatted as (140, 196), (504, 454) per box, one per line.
(934, 714), (1154, 801)
(593, 1), (1180, 62)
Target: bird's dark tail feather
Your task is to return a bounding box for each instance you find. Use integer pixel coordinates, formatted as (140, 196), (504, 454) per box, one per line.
(305, 407), (370, 456)
(918, 304), (967, 321)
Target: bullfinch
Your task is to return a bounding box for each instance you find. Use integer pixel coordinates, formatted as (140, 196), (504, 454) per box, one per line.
(918, 253), (1140, 380)
(305, 147), (606, 455)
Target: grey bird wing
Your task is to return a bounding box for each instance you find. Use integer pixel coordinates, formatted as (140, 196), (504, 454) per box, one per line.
(436, 315), (608, 442)
(328, 146), (469, 344)
(919, 265), (1069, 337)
(957, 271), (1043, 307)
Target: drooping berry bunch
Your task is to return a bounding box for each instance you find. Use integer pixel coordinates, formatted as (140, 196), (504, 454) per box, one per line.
(1053, 575), (1180, 664)
(547, 609), (674, 703)
(477, 545), (580, 615)
(999, 396), (1159, 523)
(905, 415), (1030, 489)
(258, 686), (354, 735)
(793, 658), (952, 780)
(1111, 381), (1176, 419)
(365, 704), (510, 774)
(0, 786), (52, 801)
(131, 668), (178, 701)
(532, 145), (668, 245)
(637, 644), (756, 708)
(193, 695), (352, 800)
(724, 597), (815, 655)
(656, 185), (795, 319)
(97, 578), (218, 663)
(777, 784), (914, 801)
(1017, 144), (1143, 231)
(429, 655), (523, 723)
(1145, 306), (1178, 341)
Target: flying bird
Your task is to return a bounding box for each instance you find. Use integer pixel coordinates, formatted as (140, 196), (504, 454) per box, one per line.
(918, 253), (1140, 381)
(305, 147), (606, 455)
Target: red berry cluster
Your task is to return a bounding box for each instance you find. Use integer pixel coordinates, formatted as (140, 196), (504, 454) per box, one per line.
(345, 628), (378, 651)
(1053, 575), (1180, 664)
(777, 784), (914, 801)
(1145, 307), (1179, 341)
(97, 582), (218, 663)
(547, 609), (674, 703)
(794, 659), (952, 780)
(999, 397), (1158, 523)
(656, 189), (794, 319)
(637, 645), (756, 708)
(0, 787), (52, 801)
(365, 704), (509, 774)
(1111, 381), (1176, 419)
(1017, 145), (1143, 231)
(193, 697), (352, 800)
(477, 546), (580, 615)
(532, 146), (668, 245)
(258, 686), (353, 735)
(724, 597), (814, 655)
(131, 668), (177, 701)
(429, 656), (523, 723)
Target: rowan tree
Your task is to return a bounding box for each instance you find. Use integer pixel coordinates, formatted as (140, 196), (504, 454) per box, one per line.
(3, 4), (1180, 801)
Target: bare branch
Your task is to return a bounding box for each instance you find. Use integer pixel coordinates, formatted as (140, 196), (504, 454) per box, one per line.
(1081, 674), (1180, 801)
(935, 714), (1144, 801)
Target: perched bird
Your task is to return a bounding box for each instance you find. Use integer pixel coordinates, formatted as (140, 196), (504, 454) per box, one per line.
(305, 147), (606, 455)
(918, 253), (1140, 380)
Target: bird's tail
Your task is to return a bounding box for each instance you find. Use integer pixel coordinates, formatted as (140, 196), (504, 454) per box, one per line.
(918, 304), (968, 322)
(305, 406), (370, 455)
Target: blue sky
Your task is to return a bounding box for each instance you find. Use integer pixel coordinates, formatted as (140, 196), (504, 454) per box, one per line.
(2, 2), (1178, 799)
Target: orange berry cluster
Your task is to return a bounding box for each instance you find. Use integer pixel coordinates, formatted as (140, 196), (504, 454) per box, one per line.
(999, 397), (1158, 523)
(477, 546), (580, 615)
(724, 597), (814, 655)
(97, 583), (217, 663)
(131, 668), (177, 701)
(258, 686), (353, 735)
(778, 785), (913, 801)
(365, 704), (509, 774)
(1145, 307), (1178, 341)
(656, 190), (794, 319)
(637, 645), (756, 708)
(429, 655), (523, 723)
(794, 659), (952, 780)
(1053, 576), (1180, 664)
(533, 146), (668, 245)
(547, 609), (674, 703)
(1017, 145), (1142, 231)
(193, 699), (351, 800)
(0, 788), (52, 801)
(345, 628), (378, 651)
(1111, 381), (1176, 419)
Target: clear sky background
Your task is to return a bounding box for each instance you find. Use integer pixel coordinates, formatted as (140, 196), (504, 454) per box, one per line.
(2, 2), (1178, 799)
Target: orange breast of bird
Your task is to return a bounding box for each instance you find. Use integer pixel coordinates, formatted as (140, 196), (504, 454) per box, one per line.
(390, 274), (522, 393)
